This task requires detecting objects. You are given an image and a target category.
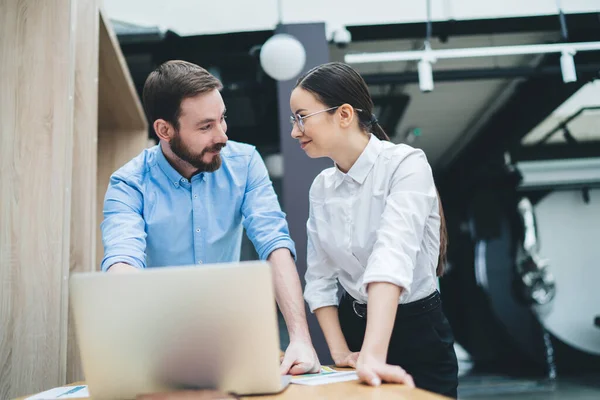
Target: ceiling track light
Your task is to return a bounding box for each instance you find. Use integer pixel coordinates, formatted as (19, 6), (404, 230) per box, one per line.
(345, 42), (600, 83)
(346, 1), (599, 90)
(345, 41), (600, 64)
(560, 49), (577, 83)
(418, 44), (435, 93)
(417, 0), (435, 93)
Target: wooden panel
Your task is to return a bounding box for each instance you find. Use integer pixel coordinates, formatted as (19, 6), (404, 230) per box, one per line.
(0, 0), (76, 398)
(96, 129), (149, 270)
(68, 0), (99, 384)
(97, 10), (147, 132)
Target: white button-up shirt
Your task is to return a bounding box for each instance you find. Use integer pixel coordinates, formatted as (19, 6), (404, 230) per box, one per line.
(304, 134), (441, 312)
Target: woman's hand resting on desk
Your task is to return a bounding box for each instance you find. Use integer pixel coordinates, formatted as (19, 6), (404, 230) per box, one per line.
(331, 350), (360, 368)
(356, 353), (415, 388)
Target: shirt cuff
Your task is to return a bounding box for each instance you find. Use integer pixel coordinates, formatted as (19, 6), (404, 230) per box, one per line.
(258, 238), (297, 261)
(306, 297), (340, 314)
(101, 255), (145, 272)
(361, 260), (414, 302)
(304, 280), (340, 313)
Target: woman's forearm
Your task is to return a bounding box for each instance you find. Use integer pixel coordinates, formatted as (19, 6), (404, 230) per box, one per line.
(361, 282), (402, 360)
(314, 306), (351, 357)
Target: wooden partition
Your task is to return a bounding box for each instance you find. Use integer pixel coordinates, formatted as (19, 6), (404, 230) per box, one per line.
(96, 10), (149, 269)
(0, 1), (148, 398)
(68, 0), (101, 385)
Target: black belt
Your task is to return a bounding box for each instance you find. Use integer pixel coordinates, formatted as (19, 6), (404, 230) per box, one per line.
(342, 290), (441, 319)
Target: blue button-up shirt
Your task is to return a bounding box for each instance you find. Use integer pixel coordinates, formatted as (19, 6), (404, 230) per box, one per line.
(100, 141), (296, 271)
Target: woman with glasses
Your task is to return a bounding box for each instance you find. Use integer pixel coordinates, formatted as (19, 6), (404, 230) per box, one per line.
(289, 62), (458, 398)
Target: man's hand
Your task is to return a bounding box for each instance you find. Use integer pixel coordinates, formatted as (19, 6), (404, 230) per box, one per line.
(279, 340), (320, 375)
(331, 350), (360, 369)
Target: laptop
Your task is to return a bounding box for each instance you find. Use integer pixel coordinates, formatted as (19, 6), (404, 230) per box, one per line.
(70, 261), (291, 399)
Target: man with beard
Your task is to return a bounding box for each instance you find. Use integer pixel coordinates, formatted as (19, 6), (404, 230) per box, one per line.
(100, 60), (320, 375)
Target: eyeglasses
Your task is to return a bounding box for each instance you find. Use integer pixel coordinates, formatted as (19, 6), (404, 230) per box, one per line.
(290, 106), (365, 133)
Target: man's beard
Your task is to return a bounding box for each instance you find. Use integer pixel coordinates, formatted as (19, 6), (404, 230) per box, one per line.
(170, 132), (226, 173)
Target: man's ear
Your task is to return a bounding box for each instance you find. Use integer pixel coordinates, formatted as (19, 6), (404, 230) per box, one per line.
(153, 119), (175, 142)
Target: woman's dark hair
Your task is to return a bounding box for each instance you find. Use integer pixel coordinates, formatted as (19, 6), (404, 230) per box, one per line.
(295, 62), (448, 276)
(295, 62), (390, 142)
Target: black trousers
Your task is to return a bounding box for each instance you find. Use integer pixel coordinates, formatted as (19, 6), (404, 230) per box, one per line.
(339, 290), (459, 398)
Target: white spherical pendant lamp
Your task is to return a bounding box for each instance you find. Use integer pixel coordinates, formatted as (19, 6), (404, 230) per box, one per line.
(260, 33), (306, 81)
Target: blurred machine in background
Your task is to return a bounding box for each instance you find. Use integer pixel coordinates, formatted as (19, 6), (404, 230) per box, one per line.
(440, 80), (600, 379)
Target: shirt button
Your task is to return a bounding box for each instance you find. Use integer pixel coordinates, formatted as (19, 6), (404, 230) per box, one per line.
(181, 178), (187, 183)
(197, 260), (203, 264)
(194, 194), (198, 199)
(196, 228), (201, 233)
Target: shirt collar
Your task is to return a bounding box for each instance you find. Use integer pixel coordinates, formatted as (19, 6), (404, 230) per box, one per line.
(156, 144), (186, 188)
(333, 134), (383, 188)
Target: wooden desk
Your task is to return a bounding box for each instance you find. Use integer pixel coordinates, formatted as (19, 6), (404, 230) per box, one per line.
(16, 381), (449, 400)
(249, 380), (449, 399)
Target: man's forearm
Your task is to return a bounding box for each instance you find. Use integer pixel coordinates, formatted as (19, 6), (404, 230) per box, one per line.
(268, 248), (311, 342)
(106, 262), (139, 273)
(314, 306), (350, 357)
(361, 282), (402, 360)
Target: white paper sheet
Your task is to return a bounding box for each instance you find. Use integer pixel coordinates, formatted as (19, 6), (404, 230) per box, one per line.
(291, 367), (358, 386)
(25, 385), (89, 399)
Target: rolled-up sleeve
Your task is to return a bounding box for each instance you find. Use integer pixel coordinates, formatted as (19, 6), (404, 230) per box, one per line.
(304, 204), (339, 313)
(100, 174), (147, 272)
(361, 150), (437, 300)
(241, 150), (296, 261)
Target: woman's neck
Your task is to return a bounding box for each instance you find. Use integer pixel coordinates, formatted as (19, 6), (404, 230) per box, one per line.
(331, 130), (370, 173)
